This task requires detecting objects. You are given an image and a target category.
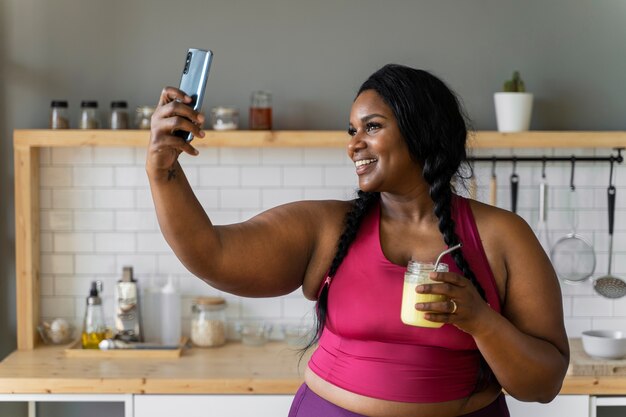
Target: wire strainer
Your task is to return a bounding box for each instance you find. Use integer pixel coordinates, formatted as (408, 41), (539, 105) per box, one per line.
(550, 159), (596, 284)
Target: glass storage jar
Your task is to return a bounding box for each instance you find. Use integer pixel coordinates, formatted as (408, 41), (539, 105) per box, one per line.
(109, 101), (129, 129)
(249, 90), (272, 130)
(79, 100), (99, 129)
(211, 106), (239, 130)
(190, 297), (227, 347)
(135, 106), (156, 129)
(49, 100), (69, 129)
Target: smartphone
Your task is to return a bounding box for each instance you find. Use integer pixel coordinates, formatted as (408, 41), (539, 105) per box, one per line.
(175, 48), (213, 142)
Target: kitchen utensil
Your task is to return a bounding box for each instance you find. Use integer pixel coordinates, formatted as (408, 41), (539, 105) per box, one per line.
(594, 160), (626, 298)
(581, 330), (626, 359)
(489, 158), (497, 206)
(510, 160), (519, 213)
(535, 160), (551, 254)
(550, 159), (596, 284)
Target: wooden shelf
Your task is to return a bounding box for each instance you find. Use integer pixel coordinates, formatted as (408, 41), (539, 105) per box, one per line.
(13, 129), (626, 149)
(12, 129), (626, 350)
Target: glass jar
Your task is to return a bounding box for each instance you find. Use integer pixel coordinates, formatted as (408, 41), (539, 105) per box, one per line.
(400, 261), (449, 328)
(190, 297), (227, 347)
(79, 100), (99, 129)
(211, 106), (239, 130)
(110, 101), (129, 130)
(135, 106), (156, 129)
(249, 90), (272, 130)
(49, 100), (69, 129)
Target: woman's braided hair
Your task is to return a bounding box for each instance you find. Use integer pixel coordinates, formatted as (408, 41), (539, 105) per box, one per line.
(303, 64), (492, 390)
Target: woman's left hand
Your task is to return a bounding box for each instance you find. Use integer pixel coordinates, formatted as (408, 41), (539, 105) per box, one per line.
(415, 271), (494, 335)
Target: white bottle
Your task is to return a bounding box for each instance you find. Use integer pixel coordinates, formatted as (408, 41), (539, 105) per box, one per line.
(160, 275), (181, 346)
(141, 276), (162, 344)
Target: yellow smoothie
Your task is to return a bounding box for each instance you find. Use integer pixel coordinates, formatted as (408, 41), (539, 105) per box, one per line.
(400, 262), (448, 328)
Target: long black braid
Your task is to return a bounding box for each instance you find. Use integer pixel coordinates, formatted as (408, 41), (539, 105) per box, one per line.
(302, 64), (493, 391)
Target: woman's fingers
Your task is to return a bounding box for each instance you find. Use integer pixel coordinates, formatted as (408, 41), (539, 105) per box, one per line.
(158, 86), (192, 106)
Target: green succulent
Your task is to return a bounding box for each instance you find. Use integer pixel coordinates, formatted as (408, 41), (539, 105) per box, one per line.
(503, 71), (526, 92)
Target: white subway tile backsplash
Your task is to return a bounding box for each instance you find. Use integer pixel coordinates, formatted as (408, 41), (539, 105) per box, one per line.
(198, 167), (240, 187)
(41, 254), (73, 274)
(73, 167), (114, 187)
(324, 166), (358, 187)
(115, 167), (149, 187)
(93, 189), (134, 209)
(95, 232), (136, 253)
(241, 166), (282, 187)
(284, 167), (323, 187)
(40, 167), (72, 187)
(53, 189), (93, 209)
(115, 210), (158, 231)
(36, 146), (626, 335)
(75, 254), (117, 274)
(51, 147), (93, 165)
(220, 189), (260, 209)
(137, 232), (171, 253)
(54, 232), (94, 253)
(261, 148), (303, 165)
(74, 211), (114, 231)
(93, 147), (135, 165)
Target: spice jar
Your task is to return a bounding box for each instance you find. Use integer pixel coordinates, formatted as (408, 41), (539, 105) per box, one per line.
(79, 101), (99, 129)
(109, 101), (129, 129)
(211, 106), (239, 130)
(190, 297), (227, 347)
(135, 106), (156, 129)
(249, 90), (272, 130)
(49, 100), (69, 129)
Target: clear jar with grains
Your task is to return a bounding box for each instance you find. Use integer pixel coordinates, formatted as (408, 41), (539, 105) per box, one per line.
(109, 101), (129, 129)
(79, 101), (100, 129)
(49, 100), (69, 129)
(211, 106), (239, 130)
(191, 297), (227, 347)
(135, 106), (156, 129)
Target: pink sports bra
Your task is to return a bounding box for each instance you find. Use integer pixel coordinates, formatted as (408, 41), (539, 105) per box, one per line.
(308, 195), (502, 403)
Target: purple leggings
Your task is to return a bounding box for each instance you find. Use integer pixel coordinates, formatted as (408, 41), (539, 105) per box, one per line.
(288, 384), (510, 417)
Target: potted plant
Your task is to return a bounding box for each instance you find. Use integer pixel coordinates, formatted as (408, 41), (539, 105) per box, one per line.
(494, 71), (533, 132)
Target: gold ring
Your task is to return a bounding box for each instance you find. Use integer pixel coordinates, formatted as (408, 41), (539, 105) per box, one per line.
(450, 299), (458, 314)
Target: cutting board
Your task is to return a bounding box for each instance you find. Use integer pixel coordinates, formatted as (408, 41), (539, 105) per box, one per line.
(568, 338), (626, 376)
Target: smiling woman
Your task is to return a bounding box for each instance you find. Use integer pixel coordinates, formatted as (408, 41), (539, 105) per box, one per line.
(146, 64), (568, 417)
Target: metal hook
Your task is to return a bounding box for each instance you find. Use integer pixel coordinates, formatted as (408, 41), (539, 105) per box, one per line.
(609, 157), (615, 188)
(512, 157), (517, 174)
(541, 157), (547, 179)
(491, 156), (496, 178)
(570, 156), (576, 191)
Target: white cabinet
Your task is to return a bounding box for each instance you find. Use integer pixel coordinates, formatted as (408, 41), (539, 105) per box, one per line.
(133, 394), (294, 417)
(507, 395), (590, 417)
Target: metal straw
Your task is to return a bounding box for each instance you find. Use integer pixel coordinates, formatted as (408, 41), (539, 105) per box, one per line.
(434, 243), (463, 270)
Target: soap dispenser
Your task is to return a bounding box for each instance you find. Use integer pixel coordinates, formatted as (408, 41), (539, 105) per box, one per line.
(81, 280), (106, 349)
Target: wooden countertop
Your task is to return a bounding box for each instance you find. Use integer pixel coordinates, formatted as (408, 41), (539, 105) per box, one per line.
(1, 339), (626, 395)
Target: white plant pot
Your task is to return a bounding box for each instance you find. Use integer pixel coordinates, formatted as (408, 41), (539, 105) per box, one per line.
(493, 92), (533, 132)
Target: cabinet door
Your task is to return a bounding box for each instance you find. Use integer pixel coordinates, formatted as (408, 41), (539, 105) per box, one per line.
(506, 395), (589, 417)
(134, 394), (294, 417)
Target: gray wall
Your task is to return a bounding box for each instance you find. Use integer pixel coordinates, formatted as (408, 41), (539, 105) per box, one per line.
(1, 0), (626, 415)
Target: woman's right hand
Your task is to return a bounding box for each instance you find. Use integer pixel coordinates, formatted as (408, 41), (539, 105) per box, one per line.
(146, 87), (206, 173)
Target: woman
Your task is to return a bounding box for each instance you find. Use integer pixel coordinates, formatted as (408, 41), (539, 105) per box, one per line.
(146, 64), (569, 417)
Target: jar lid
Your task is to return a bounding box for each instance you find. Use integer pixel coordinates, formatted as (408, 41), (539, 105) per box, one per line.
(136, 105), (156, 114)
(211, 106), (238, 115)
(193, 296), (226, 306)
(51, 100), (68, 108)
(81, 100), (98, 108)
(111, 101), (128, 109)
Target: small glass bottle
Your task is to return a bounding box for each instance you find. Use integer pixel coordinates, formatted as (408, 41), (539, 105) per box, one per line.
(249, 90), (272, 130)
(190, 297), (227, 347)
(79, 100), (99, 129)
(49, 100), (69, 129)
(110, 101), (129, 130)
(211, 106), (239, 130)
(400, 261), (449, 328)
(82, 281), (107, 349)
(135, 106), (156, 129)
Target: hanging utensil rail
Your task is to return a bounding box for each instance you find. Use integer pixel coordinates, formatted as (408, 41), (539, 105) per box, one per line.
(469, 148), (624, 164)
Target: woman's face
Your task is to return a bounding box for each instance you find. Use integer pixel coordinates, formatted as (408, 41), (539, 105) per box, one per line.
(348, 89), (422, 194)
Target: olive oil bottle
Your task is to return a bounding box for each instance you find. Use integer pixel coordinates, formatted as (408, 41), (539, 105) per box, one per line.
(81, 281), (106, 349)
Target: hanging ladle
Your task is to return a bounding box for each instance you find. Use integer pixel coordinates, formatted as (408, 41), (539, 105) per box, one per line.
(594, 156), (626, 298)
